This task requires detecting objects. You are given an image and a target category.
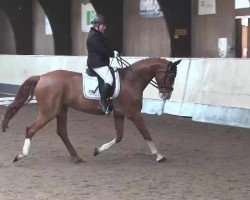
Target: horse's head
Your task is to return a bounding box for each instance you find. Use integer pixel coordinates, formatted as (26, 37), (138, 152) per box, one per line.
(155, 59), (181, 100)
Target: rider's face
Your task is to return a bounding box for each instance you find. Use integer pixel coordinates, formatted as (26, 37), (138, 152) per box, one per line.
(98, 24), (106, 33)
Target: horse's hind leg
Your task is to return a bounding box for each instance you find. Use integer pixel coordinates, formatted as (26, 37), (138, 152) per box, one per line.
(56, 106), (83, 163)
(128, 113), (166, 162)
(13, 114), (53, 162)
(94, 112), (125, 156)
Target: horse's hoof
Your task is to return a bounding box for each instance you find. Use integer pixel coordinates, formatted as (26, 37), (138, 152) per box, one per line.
(72, 156), (85, 163)
(156, 155), (166, 162)
(93, 148), (99, 156)
(1, 118), (7, 132)
(1, 124), (8, 132)
(13, 154), (25, 162)
(13, 155), (20, 162)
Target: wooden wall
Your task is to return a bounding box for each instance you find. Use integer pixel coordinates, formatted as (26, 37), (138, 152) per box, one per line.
(191, 0), (250, 58)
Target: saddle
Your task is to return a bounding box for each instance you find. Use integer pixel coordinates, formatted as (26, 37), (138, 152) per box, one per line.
(83, 67), (120, 100)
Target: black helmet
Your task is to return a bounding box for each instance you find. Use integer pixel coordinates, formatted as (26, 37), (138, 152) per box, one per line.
(91, 14), (106, 25)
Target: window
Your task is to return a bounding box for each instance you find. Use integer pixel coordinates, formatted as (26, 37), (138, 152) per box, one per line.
(235, 0), (250, 9)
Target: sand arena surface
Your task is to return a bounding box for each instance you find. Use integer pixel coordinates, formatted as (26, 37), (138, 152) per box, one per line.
(0, 104), (249, 200)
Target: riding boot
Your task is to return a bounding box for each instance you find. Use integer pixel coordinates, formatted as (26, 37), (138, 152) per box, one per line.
(99, 83), (112, 114)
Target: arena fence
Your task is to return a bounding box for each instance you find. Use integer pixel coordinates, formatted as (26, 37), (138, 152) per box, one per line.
(0, 55), (249, 129)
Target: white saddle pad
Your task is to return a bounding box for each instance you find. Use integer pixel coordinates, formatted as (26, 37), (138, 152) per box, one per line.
(83, 68), (120, 100)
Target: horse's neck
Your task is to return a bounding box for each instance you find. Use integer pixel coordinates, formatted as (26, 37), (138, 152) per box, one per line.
(119, 65), (155, 91)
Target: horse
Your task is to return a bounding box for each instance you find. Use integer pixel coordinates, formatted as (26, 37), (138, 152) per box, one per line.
(1, 57), (181, 163)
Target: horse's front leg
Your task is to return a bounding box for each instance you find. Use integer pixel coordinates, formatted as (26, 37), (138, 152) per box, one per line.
(128, 113), (166, 162)
(93, 113), (125, 156)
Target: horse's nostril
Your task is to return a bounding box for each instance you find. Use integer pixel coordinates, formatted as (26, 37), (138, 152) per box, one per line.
(159, 92), (172, 100)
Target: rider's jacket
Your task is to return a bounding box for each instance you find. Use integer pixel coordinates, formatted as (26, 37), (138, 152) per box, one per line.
(86, 27), (114, 68)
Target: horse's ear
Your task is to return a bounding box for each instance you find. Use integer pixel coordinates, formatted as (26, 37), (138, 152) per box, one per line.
(173, 59), (182, 66)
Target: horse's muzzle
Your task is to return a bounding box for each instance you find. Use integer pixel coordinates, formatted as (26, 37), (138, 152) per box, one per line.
(159, 92), (172, 100)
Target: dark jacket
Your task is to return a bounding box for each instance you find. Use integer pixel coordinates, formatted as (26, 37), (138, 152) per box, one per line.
(86, 27), (114, 68)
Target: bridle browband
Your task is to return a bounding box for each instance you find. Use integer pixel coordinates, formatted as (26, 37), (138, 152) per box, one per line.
(116, 57), (176, 91)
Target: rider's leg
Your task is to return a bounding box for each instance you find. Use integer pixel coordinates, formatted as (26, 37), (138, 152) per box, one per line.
(99, 83), (112, 110)
(92, 66), (113, 113)
(92, 66), (113, 85)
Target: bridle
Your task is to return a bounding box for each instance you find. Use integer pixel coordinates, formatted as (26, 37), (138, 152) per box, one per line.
(154, 62), (176, 92)
(116, 57), (176, 92)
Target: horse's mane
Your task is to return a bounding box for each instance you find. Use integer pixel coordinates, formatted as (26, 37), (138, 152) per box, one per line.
(118, 57), (168, 79)
(131, 57), (168, 68)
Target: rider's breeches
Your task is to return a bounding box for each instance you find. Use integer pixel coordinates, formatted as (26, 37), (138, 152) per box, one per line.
(92, 66), (113, 85)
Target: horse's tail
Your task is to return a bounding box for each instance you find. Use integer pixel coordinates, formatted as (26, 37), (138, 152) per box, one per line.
(1, 75), (40, 132)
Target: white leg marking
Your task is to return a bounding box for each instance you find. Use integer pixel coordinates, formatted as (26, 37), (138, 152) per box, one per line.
(147, 140), (165, 162)
(22, 138), (31, 156)
(98, 139), (116, 153)
(147, 140), (158, 154)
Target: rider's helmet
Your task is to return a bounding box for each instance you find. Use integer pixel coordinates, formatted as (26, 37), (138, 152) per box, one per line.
(91, 14), (106, 25)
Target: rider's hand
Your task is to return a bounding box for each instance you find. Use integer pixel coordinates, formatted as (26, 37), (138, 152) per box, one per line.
(113, 50), (119, 58)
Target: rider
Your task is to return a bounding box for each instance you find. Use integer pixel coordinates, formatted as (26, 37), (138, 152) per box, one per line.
(86, 14), (119, 113)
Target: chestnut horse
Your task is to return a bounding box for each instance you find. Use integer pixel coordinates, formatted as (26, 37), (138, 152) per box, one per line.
(1, 57), (181, 163)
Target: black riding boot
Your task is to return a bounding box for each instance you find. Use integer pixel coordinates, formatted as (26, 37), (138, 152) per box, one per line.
(99, 83), (112, 114)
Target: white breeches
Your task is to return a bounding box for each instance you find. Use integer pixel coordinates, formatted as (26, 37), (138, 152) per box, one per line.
(92, 66), (113, 85)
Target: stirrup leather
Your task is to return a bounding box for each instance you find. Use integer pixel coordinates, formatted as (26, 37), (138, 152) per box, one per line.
(98, 101), (112, 115)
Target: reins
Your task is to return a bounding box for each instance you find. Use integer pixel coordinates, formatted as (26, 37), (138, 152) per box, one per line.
(116, 56), (171, 89)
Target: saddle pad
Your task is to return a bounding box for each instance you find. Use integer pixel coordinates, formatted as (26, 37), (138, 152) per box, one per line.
(83, 68), (120, 100)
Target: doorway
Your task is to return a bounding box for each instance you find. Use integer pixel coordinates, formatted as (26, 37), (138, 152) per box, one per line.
(235, 16), (250, 58)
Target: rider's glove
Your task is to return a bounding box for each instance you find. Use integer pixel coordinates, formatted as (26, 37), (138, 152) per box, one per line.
(113, 50), (119, 58)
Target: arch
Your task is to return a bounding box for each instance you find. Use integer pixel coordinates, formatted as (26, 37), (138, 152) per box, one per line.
(0, 0), (33, 54)
(0, 7), (15, 54)
(38, 0), (72, 55)
(33, 0), (55, 55)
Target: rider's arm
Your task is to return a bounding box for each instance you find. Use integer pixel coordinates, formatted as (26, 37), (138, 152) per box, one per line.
(88, 34), (114, 57)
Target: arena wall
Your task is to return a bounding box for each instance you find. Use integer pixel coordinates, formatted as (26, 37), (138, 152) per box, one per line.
(0, 55), (249, 129)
